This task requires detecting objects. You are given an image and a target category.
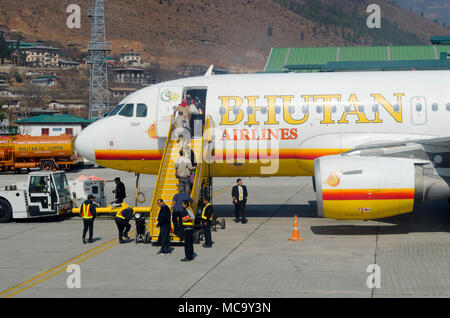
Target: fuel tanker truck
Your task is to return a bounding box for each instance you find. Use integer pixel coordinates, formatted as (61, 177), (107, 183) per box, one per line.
(0, 135), (82, 172)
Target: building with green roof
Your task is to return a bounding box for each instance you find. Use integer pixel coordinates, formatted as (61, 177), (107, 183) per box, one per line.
(264, 42), (450, 72)
(15, 114), (94, 137)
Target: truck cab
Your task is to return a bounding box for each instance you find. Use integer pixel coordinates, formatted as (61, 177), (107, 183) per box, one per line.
(0, 171), (73, 222)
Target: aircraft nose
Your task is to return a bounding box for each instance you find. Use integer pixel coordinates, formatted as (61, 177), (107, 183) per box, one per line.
(75, 126), (96, 162)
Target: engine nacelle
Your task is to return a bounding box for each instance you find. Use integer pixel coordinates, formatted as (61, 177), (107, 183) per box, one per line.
(314, 155), (420, 220)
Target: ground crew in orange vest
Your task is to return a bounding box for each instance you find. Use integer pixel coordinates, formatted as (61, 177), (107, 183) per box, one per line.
(115, 207), (133, 243)
(201, 196), (213, 248)
(80, 195), (97, 244)
(181, 200), (195, 262)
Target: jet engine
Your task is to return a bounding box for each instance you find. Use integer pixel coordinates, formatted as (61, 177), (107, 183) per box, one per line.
(314, 155), (450, 220)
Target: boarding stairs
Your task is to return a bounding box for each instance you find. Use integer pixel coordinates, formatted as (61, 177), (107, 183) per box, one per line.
(148, 116), (214, 242)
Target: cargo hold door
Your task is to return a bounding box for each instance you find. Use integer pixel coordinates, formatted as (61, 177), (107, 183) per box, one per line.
(157, 86), (183, 137)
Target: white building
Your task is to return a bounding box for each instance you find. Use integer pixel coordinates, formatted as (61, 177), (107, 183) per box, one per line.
(19, 45), (61, 68)
(113, 68), (145, 84)
(120, 51), (141, 66)
(15, 114), (93, 137)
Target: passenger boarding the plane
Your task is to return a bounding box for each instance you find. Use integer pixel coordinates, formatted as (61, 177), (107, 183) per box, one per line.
(189, 99), (201, 115)
(171, 104), (192, 143)
(175, 149), (194, 195)
(177, 135), (196, 167)
(174, 99), (191, 122)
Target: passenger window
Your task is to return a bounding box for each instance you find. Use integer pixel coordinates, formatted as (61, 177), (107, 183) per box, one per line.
(109, 104), (124, 116)
(288, 106), (295, 114)
(446, 103), (450, 111)
(372, 104), (379, 112)
(302, 105), (309, 114)
(358, 105), (364, 112)
(416, 103), (422, 112)
(136, 104), (148, 118)
(432, 103), (438, 111)
(316, 105), (323, 113)
(331, 105), (337, 113)
(118, 104), (134, 117)
(393, 104), (400, 112)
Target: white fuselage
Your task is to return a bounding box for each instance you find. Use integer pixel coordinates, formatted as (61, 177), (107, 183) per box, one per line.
(75, 70), (450, 176)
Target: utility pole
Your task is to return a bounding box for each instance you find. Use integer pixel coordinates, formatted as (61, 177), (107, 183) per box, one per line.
(88, 0), (112, 120)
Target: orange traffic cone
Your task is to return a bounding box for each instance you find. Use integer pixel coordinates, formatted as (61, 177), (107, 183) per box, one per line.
(289, 215), (303, 241)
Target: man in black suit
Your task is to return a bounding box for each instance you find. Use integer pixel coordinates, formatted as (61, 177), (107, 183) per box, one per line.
(156, 199), (172, 255)
(113, 177), (126, 204)
(232, 178), (248, 223)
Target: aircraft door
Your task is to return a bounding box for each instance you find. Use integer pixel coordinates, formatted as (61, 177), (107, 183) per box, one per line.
(28, 175), (55, 215)
(157, 86), (183, 137)
(411, 96), (427, 125)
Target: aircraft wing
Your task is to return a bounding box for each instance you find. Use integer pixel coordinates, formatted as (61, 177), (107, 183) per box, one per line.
(346, 136), (450, 168)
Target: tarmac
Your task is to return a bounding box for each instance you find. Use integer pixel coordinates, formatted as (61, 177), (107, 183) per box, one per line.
(0, 167), (450, 298)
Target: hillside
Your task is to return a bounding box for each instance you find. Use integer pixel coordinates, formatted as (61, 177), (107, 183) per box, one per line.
(1, 0), (449, 72)
(396, 0), (450, 26)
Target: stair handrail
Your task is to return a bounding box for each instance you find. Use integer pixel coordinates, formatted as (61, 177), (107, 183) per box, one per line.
(149, 116), (174, 235)
(190, 115), (213, 213)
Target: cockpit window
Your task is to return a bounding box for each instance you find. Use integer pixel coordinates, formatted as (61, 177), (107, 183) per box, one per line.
(118, 104), (134, 117)
(136, 104), (148, 118)
(109, 104), (124, 116)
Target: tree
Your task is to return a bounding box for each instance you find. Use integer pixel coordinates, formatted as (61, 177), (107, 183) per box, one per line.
(0, 33), (10, 64)
(14, 73), (22, 83)
(17, 83), (46, 120)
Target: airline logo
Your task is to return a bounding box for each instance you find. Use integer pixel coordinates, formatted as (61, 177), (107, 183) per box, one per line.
(219, 93), (405, 130)
(160, 90), (180, 102)
(326, 172), (341, 187)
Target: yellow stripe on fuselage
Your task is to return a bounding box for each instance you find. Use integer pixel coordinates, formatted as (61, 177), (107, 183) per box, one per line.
(96, 148), (346, 176)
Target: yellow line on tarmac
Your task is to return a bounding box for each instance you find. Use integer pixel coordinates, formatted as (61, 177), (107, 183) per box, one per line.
(0, 235), (130, 298)
(1, 185), (232, 298)
(3, 238), (128, 298)
(0, 239), (118, 297)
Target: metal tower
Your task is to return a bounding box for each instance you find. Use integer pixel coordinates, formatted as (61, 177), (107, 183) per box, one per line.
(88, 0), (112, 120)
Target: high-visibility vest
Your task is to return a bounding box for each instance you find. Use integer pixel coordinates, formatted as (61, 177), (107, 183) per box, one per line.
(116, 209), (126, 219)
(81, 203), (93, 219)
(182, 207), (194, 227)
(201, 203), (213, 221)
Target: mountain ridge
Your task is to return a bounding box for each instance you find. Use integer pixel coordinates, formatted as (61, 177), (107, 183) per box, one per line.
(1, 0), (449, 72)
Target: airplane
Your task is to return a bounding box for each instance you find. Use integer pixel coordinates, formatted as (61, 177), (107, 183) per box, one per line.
(75, 68), (450, 220)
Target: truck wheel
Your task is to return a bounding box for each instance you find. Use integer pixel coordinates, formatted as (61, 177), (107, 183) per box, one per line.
(220, 218), (226, 230)
(0, 198), (12, 223)
(41, 161), (56, 171)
